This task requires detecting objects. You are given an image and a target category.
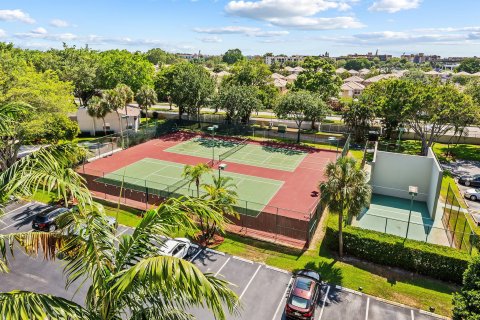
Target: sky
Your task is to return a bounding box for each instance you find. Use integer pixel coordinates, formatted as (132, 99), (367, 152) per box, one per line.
(0, 0), (479, 57)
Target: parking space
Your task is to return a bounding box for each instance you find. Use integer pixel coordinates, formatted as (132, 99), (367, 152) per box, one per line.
(443, 160), (480, 212)
(189, 249), (445, 320)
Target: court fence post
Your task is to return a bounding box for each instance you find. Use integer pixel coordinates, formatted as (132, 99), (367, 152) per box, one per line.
(384, 217), (388, 234)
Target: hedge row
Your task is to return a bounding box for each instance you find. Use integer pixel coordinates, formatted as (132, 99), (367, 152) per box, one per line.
(325, 214), (471, 284)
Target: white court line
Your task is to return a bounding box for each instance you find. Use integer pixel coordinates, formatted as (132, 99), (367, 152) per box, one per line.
(238, 264), (262, 300)
(271, 277), (293, 320)
(214, 257), (231, 277)
(365, 297), (370, 320)
(317, 285), (331, 320)
(411, 309), (415, 320)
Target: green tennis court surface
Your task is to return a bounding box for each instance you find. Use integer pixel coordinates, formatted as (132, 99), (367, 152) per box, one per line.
(96, 158), (283, 217)
(164, 137), (308, 172)
(352, 194), (448, 244)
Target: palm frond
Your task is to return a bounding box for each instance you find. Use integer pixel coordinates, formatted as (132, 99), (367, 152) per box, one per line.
(0, 290), (94, 320)
(110, 255), (239, 320)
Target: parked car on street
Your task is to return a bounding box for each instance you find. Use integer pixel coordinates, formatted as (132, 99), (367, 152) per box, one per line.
(459, 175), (480, 187)
(464, 188), (480, 201)
(158, 238), (192, 259)
(285, 269), (322, 320)
(32, 207), (70, 232)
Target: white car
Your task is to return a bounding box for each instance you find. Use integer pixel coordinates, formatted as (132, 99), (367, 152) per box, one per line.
(464, 188), (480, 201)
(158, 238), (192, 259)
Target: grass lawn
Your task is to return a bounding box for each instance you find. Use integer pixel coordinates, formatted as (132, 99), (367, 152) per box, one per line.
(214, 227), (457, 317)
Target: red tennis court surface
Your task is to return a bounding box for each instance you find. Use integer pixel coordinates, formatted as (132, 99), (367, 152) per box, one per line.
(80, 131), (338, 247)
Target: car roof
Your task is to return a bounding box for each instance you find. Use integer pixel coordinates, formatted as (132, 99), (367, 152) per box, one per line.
(37, 207), (68, 218)
(159, 239), (180, 254)
(292, 276), (315, 300)
(296, 269), (321, 281)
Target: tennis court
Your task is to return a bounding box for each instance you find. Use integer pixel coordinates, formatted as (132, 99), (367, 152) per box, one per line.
(96, 158), (284, 217)
(164, 137), (308, 171)
(353, 194), (449, 245)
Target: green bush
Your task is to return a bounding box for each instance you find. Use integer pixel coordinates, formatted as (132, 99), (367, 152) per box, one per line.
(325, 214), (471, 284)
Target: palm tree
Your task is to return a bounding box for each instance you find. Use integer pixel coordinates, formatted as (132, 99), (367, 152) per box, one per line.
(102, 89), (125, 146)
(0, 197), (239, 319)
(201, 176), (239, 242)
(87, 96), (109, 136)
(115, 83), (134, 116)
(319, 157), (371, 257)
(182, 163), (212, 198)
(135, 85), (157, 126)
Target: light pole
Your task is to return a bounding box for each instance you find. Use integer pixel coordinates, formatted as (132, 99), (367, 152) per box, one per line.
(207, 125), (218, 162)
(218, 163), (227, 179)
(405, 185), (418, 239)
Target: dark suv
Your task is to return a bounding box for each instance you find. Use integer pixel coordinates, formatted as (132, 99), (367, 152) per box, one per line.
(32, 207), (70, 232)
(285, 270), (322, 320)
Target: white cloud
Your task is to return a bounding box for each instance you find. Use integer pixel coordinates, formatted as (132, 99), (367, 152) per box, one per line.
(194, 25), (289, 37)
(0, 9), (35, 24)
(0, 29), (6, 37)
(369, 0), (421, 13)
(224, 0), (363, 30)
(199, 36), (223, 43)
(50, 19), (69, 28)
(31, 27), (47, 35)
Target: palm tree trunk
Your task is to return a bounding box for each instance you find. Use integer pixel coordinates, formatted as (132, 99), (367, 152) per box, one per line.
(92, 117), (96, 137)
(116, 111), (124, 148)
(338, 209), (344, 258)
(102, 118), (107, 136)
(196, 179), (200, 198)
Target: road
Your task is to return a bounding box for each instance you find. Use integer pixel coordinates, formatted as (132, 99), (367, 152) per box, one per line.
(0, 203), (446, 319)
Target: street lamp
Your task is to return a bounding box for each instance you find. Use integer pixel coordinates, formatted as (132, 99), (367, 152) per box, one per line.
(218, 163), (227, 179)
(207, 125), (218, 162)
(405, 185), (418, 239)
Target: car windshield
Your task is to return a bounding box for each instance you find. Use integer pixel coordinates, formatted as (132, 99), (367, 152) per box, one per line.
(34, 216), (49, 223)
(296, 277), (313, 291)
(290, 295), (310, 309)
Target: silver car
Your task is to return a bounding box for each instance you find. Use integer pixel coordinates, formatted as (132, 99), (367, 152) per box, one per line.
(464, 188), (480, 201)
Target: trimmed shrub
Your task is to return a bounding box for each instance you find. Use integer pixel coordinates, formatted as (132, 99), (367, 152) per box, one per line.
(325, 214), (471, 284)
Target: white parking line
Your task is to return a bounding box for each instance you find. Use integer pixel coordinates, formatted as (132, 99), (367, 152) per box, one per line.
(116, 228), (130, 237)
(317, 285), (331, 320)
(0, 219), (25, 231)
(271, 277), (293, 320)
(189, 248), (203, 262)
(232, 256), (253, 264)
(411, 309), (415, 320)
(214, 257), (231, 277)
(2, 202), (37, 219)
(238, 264), (262, 300)
(365, 297), (370, 320)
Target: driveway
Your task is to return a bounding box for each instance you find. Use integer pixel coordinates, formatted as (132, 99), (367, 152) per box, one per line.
(0, 203), (446, 320)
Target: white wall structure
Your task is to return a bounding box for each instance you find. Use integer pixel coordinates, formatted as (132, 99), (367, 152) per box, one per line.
(370, 147), (443, 219)
(76, 106), (140, 136)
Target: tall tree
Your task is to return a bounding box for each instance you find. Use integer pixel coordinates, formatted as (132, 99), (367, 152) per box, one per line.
(453, 255), (480, 320)
(319, 157), (371, 257)
(275, 91), (328, 143)
(87, 96), (109, 136)
(292, 57), (342, 129)
(222, 49), (244, 65)
(144, 48), (180, 66)
(0, 198), (239, 319)
(224, 59), (277, 111)
(200, 176), (239, 243)
(457, 57), (480, 74)
(182, 163), (212, 198)
(343, 99), (376, 143)
(216, 84), (262, 124)
(170, 62), (215, 125)
(154, 65), (176, 110)
(135, 85), (157, 124)
(97, 50), (154, 93)
(344, 58), (372, 71)
(102, 89), (126, 144)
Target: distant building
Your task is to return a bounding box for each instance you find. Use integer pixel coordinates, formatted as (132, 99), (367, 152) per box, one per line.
(76, 106), (140, 136)
(401, 53), (440, 64)
(265, 55), (306, 65)
(336, 52), (392, 62)
(341, 82), (365, 98)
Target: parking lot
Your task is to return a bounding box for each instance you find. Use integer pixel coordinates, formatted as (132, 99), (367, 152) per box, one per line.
(190, 249), (444, 320)
(0, 202), (445, 319)
(443, 160), (480, 213)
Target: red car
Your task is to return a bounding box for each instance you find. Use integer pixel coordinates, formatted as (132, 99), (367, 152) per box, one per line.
(285, 269), (322, 320)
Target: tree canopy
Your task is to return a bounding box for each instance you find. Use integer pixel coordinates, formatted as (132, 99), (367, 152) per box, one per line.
(216, 84), (262, 124)
(457, 58), (480, 74)
(344, 58), (372, 71)
(222, 49), (244, 65)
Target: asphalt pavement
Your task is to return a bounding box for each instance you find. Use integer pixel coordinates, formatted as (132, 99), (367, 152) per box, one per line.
(0, 203), (446, 320)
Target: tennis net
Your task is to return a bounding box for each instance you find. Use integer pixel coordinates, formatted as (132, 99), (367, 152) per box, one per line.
(218, 138), (249, 161)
